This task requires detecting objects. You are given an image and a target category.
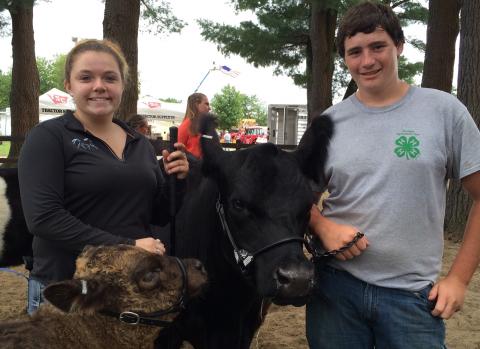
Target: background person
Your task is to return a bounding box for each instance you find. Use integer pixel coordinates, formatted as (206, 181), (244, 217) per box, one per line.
(306, 2), (480, 348)
(127, 113), (150, 136)
(178, 92), (211, 159)
(223, 130), (231, 143)
(18, 39), (189, 314)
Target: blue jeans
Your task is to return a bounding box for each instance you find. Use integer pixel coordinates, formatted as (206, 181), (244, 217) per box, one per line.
(27, 277), (46, 315)
(306, 265), (446, 349)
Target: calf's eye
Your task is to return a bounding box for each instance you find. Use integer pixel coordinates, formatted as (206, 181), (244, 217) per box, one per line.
(142, 272), (156, 283)
(137, 269), (161, 290)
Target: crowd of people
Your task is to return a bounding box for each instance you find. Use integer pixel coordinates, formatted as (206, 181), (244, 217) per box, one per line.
(15, 1), (480, 348)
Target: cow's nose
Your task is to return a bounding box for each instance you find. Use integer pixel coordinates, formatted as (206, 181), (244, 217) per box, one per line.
(274, 263), (314, 298)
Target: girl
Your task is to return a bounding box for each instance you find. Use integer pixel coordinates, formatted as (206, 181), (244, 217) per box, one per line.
(18, 39), (189, 314)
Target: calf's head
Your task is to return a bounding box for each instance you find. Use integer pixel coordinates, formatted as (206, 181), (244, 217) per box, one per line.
(43, 245), (207, 323)
(199, 114), (332, 305)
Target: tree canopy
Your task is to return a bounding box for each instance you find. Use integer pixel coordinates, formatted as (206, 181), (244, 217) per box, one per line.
(199, 0), (427, 113)
(36, 54), (66, 94)
(211, 85), (267, 130)
(211, 85), (245, 130)
(0, 69), (11, 109)
(0, 54), (66, 109)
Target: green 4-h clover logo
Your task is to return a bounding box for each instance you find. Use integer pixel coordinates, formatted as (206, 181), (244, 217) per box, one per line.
(394, 136), (420, 159)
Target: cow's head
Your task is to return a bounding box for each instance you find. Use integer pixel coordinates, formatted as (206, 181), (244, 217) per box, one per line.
(199, 114), (332, 305)
(43, 245), (208, 322)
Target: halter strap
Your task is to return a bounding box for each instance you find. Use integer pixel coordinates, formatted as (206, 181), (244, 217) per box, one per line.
(216, 196), (305, 272)
(101, 257), (188, 327)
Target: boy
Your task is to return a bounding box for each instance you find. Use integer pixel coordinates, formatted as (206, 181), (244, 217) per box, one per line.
(307, 2), (480, 348)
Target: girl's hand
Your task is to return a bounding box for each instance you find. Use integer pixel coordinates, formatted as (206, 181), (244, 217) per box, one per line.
(135, 237), (166, 255)
(162, 143), (189, 179)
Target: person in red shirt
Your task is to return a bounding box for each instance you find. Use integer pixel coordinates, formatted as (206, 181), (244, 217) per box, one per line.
(178, 92), (211, 158)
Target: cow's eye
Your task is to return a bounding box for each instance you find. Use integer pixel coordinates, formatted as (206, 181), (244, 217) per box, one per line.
(232, 199), (245, 211)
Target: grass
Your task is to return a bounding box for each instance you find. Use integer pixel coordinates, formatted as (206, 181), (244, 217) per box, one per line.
(0, 141), (11, 157)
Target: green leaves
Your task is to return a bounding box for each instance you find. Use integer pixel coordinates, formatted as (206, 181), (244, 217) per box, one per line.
(140, 0), (185, 35)
(0, 69), (11, 109)
(36, 55), (66, 94)
(199, 0), (427, 95)
(211, 85), (244, 130)
(211, 85), (267, 130)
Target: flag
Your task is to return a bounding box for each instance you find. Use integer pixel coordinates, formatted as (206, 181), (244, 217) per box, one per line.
(218, 65), (240, 78)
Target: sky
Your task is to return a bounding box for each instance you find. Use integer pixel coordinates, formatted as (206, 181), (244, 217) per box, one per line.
(0, 0), (430, 107)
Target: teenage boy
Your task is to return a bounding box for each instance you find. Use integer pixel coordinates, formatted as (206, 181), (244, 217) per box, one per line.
(307, 2), (480, 348)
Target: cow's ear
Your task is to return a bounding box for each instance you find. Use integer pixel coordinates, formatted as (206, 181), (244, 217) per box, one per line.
(43, 279), (109, 313)
(293, 114), (333, 185)
(199, 113), (227, 177)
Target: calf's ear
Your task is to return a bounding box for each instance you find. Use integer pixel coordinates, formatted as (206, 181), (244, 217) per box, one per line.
(293, 114), (333, 186)
(199, 113), (227, 178)
(43, 279), (109, 313)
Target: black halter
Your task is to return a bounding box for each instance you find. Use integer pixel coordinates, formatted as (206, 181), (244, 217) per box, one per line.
(101, 256), (188, 327)
(216, 196), (305, 273)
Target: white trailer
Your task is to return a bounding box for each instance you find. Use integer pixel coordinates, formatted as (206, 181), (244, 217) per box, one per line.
(267, 104), (308, 145)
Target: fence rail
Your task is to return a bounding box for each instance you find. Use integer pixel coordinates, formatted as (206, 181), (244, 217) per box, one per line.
(0, 136), (298, 164)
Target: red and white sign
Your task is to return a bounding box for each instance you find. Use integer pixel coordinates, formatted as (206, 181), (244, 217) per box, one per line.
(146, 101), (161, 109)
(48, 94), (68, 105)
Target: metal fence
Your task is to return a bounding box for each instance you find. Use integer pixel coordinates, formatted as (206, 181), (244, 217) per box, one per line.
(0, 137), (298, 165)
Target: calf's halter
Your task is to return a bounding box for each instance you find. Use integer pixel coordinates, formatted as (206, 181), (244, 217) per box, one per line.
(101, 256), (188, 327)
(216, 197), (305, 272)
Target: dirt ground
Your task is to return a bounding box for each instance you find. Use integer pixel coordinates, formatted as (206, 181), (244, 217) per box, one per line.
(1, 239), (479, 348)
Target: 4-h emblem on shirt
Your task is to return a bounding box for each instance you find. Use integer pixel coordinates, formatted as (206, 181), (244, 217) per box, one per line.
(394, 134), (420, 160)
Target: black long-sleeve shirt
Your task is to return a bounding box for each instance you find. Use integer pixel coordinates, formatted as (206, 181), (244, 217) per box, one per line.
(18, 111), (184, 283)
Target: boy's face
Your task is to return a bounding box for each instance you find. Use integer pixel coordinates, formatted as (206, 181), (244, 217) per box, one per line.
(344, 27), (403, 97)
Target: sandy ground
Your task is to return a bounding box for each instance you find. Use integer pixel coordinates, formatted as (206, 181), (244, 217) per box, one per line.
(1, 239), (479, 348)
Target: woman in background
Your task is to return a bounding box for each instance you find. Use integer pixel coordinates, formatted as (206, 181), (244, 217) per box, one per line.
(178, 92), (211, 158)
(127, 114), (150, 136)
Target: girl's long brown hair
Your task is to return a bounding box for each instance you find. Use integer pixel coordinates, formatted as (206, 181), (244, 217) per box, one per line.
(184, 92), (207, 135)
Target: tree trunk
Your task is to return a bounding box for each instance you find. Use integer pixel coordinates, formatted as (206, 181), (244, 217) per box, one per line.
(6, 1), (39, 166)
(308, 1), (337, 123)
(421, 0), (461, 92)
(103, 0), (140, 121)
(343, 79), (357, 100)
(444, 0), (480, 239)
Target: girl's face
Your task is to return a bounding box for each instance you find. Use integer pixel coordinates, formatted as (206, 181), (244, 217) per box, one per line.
(64, 51), (124, 121)
(196, 97), (211, 115)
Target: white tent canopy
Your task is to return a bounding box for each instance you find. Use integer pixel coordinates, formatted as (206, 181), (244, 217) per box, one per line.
(137, 96), (184, 122)
(0, 90), (186, 137)
(39, 88), (75, 119)
(137, 96), (185, 137)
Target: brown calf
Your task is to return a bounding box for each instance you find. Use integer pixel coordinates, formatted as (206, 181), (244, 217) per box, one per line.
(0, 245), (207, 349)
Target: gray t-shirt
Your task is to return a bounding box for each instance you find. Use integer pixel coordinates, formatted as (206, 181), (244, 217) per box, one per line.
(321, 86), (480, 291)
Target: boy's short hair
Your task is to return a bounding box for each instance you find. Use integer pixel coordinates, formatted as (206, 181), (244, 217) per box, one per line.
(336, 1), (405, 58)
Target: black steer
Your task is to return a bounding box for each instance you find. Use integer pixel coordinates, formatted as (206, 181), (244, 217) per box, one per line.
(0, 114), (333, 349)
(155, 114), (333, 349)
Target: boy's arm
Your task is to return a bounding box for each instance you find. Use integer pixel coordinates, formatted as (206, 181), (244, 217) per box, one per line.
(429, 171), (480, 319)
(309, 196), (369, 261)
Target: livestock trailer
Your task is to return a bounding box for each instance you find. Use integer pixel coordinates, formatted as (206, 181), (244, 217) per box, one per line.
(267, 104), (308, 145)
